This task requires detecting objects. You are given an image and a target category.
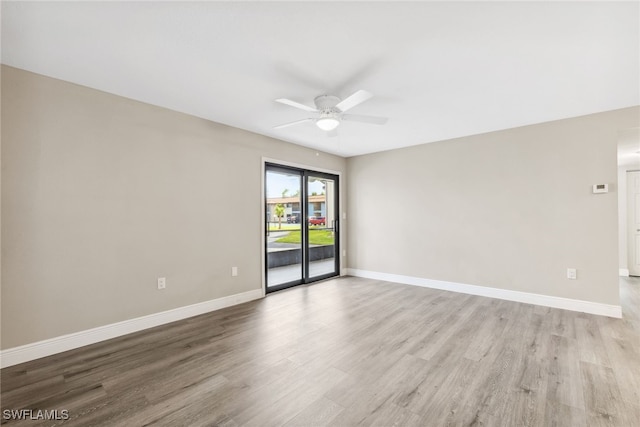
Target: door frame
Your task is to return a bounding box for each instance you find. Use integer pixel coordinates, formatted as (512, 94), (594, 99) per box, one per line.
(628, 170), (640, 276)
(261, 158), (344, 296)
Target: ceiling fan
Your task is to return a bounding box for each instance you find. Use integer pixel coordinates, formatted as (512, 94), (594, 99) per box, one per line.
(274, 90), (388, 133)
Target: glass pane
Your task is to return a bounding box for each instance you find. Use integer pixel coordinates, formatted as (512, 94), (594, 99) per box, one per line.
(266, 170), (302, 288)
(307, 175), (337, 279)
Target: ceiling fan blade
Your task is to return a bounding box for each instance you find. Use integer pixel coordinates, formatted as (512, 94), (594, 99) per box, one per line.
(335, 90), (373, 112)
(273, 118), (315, 129)
(342, 114), (388, 125)
(275, 98), (318, 112)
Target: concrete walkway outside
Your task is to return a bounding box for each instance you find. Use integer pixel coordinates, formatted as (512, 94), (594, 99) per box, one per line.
(267, 258), (336, 287)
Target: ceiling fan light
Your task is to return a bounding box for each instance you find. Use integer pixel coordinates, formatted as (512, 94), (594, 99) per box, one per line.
(316, 117), (340, 131)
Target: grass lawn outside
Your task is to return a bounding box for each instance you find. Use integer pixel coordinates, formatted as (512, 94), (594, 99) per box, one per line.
(276, 229), (335, 245)
(268, 224), (301, 232)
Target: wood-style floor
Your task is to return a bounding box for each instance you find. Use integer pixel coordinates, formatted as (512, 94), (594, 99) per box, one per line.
(1, 276), (639, 426)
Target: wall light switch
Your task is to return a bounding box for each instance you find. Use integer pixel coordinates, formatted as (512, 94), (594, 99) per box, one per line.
(567, 268), (577, 280)
(232, 267), (238, 277)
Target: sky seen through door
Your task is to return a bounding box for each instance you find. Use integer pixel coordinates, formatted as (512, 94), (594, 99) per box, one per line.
(267, 172), (325, 198)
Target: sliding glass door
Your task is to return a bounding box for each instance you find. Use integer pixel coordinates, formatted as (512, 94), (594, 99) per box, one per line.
(306, 173), (338, 281)
(265, 164), (339, 292)
(265, 167), (303, 287)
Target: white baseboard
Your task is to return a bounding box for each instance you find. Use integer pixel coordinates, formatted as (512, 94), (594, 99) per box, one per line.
(346, 268), (622, 319)
(619, 268), (630, 277)
(0, 289), (263, 368)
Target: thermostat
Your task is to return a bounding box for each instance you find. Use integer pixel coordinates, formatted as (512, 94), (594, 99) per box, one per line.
(592, 184), (608, 194)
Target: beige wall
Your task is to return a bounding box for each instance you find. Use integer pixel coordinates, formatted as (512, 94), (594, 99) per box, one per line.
(2, 63), (637, 351)
(347, 107), (639, 306)
(1, 66), (346, 349)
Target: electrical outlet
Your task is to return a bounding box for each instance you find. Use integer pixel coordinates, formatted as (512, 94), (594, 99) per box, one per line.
(157, 277), (166, 289)
(567, 268), (577, 280)
(231, 267), (238, 277)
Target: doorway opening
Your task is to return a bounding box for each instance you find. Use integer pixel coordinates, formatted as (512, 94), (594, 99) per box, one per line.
(265, 163), (340, 293)
(627, 171), (640, 276)
(617, 128), (640, 278)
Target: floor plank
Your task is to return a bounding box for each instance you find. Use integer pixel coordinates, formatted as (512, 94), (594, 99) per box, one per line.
(1, 276), (639, 426)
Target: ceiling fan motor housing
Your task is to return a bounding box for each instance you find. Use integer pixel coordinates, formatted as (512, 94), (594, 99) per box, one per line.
(314, 95), (341, 113)
(314, 95), (341, 120)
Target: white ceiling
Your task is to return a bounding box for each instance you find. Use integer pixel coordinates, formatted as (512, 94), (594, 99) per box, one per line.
(2, 1), (638, 157)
